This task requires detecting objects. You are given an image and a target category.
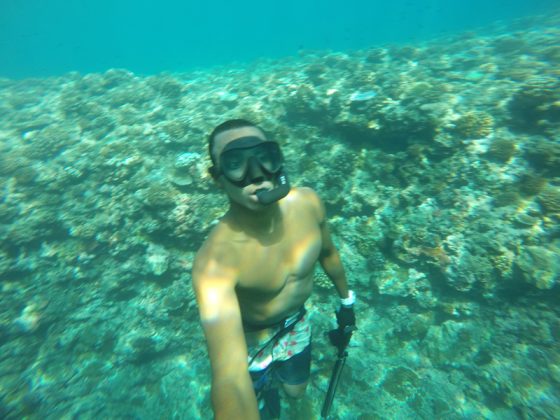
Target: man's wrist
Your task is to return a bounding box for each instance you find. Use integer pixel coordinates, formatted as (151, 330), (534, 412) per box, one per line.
(340, 290), (355, 307)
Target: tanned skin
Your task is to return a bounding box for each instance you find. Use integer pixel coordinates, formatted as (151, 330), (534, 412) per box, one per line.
(192, 126), (350, 419)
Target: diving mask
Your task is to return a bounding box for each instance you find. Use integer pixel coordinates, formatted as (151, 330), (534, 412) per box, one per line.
(218, 136), (290, 205)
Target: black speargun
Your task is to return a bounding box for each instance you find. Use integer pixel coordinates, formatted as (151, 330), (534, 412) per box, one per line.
(321, 324), (356, 419)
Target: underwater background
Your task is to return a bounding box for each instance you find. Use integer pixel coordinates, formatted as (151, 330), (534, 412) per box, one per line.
(1, 1), (560, 419)
(1, 0), (559, 78)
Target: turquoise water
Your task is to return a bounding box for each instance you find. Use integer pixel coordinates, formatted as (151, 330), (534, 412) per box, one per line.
(0, 0), (558, 78)
(1, 1), (560, 419)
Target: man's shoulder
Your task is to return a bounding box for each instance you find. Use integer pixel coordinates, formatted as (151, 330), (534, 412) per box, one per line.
(289, 186), (317, 197)
(287, 186), (321, 207)
(193, 222), (238, 277)
(287, 187), (325, 221)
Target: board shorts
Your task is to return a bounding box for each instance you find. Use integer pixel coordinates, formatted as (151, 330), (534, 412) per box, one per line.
(244, 307), (312, 385)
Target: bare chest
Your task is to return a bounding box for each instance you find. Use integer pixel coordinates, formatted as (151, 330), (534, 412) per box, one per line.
(236, 222), (322, 295)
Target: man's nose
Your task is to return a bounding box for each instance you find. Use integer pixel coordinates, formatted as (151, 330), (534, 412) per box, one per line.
(247, 157), (265, 183)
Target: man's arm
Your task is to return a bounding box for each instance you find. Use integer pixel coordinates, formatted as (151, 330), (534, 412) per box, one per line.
(318, 219), (350, 299)
(304, 188), (357, 338)
(299, 187), (350, 298)
(192, 246), (259, 420)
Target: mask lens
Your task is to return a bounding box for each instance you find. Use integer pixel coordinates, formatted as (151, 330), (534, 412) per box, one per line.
(220, 141), (283, 182)
(221, 151), (246, 181)
(255, 142), (282, 173)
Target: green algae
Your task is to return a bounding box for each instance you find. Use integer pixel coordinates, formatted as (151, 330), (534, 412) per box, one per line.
(486, 138), (516, 162)
(381, 367), (420, 401)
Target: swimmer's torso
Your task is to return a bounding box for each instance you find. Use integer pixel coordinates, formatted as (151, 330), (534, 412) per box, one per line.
(212, 188), (322, 326)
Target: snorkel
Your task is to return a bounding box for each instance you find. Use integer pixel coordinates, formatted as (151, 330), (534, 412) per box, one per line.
(255, 169), (290, 205)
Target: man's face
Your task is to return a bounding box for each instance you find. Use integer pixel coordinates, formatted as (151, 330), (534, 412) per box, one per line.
(212, 126), (277, 211)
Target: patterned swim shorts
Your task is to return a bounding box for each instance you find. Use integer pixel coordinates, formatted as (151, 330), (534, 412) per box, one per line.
(245, 308), (311, 372)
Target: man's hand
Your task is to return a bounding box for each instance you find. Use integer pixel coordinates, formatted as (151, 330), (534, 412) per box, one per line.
(328, 308), (356, 353)
(336, 289), (356, 332)
(335, 305), (356, 332)
(328, 293), (357, 353)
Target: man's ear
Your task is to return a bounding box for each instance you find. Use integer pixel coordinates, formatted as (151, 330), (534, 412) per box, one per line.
(208, 166), (224, 188)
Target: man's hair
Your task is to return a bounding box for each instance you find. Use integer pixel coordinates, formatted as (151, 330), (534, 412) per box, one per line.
(208, 119), (266, 165)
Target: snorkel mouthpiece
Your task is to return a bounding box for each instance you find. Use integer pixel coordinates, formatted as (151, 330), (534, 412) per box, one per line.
(256, 171), (290, 205)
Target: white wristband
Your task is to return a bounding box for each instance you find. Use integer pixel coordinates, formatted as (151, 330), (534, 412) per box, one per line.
(340, 290), (356, 306)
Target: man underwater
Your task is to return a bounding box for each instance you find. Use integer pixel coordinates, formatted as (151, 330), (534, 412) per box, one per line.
(192, 119), (356, 419)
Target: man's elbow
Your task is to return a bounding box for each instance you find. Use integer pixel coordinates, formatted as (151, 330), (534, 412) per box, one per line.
(320, 246), (338, 262)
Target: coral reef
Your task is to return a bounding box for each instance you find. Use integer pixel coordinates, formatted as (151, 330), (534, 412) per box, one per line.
(509, 76), (560, 135)
(493, 190), (521, 208)
(516, 245), (560, 289)
(381, 366), (420, 401)
(517, 173), (547, 196)
(168, 152), (204, 187)
(485, 137), (516, 162)
(453, 111), (494, 139)
(538, 184), (560, 214)
(524, 137), (560, 175)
